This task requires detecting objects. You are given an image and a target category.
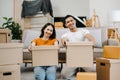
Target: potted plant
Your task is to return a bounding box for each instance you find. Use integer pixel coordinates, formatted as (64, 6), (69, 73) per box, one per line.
(2, 17), (22, 42)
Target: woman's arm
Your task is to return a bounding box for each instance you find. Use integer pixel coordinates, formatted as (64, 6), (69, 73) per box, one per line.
(54, 40), (59, 46)
(28, 42), (35, 52)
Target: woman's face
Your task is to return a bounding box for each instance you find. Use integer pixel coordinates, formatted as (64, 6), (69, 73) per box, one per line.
(44, 25), (53, 38)
(65, 17), (76, 29)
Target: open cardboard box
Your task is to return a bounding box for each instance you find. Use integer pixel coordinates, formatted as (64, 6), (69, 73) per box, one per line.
(0, 43), (23, 65)
(66, 41), (93, 67)
(31, 46), (59, 66)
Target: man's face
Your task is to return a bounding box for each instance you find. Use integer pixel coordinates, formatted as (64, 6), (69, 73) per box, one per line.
(65, 17), (76, 29)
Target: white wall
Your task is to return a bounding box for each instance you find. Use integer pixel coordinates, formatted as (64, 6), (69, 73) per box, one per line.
(0, 0), (120, 27)
(89, 0), (120, 27)
(0, 0), (13, 27)
(51, 0), (89, 17)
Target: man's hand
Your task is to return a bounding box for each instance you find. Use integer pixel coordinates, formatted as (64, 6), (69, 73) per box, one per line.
(61, 37), (67, 47)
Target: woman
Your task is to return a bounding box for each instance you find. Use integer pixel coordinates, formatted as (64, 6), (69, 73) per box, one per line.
(29, 23), (58, 80)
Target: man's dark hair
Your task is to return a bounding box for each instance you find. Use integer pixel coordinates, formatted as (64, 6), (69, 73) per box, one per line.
(63, 15), (76, 28)
(63, 15), (86, 28)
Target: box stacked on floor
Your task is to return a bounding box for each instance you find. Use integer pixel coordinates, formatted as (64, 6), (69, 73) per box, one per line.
(0, 43), (23, 80)
(96, 46), (120, 80)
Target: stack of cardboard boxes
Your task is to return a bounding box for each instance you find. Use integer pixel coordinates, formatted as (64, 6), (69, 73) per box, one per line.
(96, 46), (120, 80)
(76, 46), (120, 80)
(0, 43), (23, 80)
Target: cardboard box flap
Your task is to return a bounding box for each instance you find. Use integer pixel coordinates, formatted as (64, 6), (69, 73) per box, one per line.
(66, 41), (93, 46)
(0, 29), (11, 33)
(96, 58), (110, 64)
(32, 46), (59, 50)
(96, 58), (120, 64)
(0, 43), (23, 48)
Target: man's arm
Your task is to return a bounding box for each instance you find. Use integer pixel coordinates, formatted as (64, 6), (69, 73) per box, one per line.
(61, 37), (67, 47)
(85, 34), (95, 45)
(28, 42), (35, 52)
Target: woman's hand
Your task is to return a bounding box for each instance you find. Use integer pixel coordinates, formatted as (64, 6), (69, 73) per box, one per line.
(28, 42), (35, 52)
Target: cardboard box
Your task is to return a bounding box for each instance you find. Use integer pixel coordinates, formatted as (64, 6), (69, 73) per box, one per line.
(0, 64), (21, 80)
(66, 42), (93, 67)
(32, 46), (59, 66)
(96, 58), (120, 80)
(76, 72), (96, 80)
(0, 29), (11, 43)
(0, 43), (23, 65)
(54, 22), (63, 27)
(104, 46), (120, 59)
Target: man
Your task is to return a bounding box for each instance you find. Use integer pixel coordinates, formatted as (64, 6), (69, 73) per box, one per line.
(61, 15), (95, 80)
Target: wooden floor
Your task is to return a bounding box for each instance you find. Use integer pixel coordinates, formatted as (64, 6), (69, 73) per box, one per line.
(20, 63), (76, 80)
(21, 62), (96, 80)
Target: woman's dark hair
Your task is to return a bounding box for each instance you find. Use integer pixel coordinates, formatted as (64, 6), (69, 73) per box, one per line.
(40, 23), (56, 39)
(63, 15), (76, 28)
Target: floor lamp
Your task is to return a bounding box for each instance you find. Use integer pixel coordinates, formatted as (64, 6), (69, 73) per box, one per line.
(110, 10), (120, 39)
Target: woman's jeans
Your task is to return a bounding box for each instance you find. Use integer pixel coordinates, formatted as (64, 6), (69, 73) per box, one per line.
(34, 66), (56, 80)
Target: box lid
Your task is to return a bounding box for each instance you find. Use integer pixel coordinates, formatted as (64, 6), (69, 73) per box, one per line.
(66, 41), (93, 46)
(0, 43), (23, 48)
(0, 29), (11, 33)
(32, 45), (59, 51)
(96, 58), (120, 64)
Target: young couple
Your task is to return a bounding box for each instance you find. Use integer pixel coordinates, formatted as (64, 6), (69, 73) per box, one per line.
(29, 15), (95, 80)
